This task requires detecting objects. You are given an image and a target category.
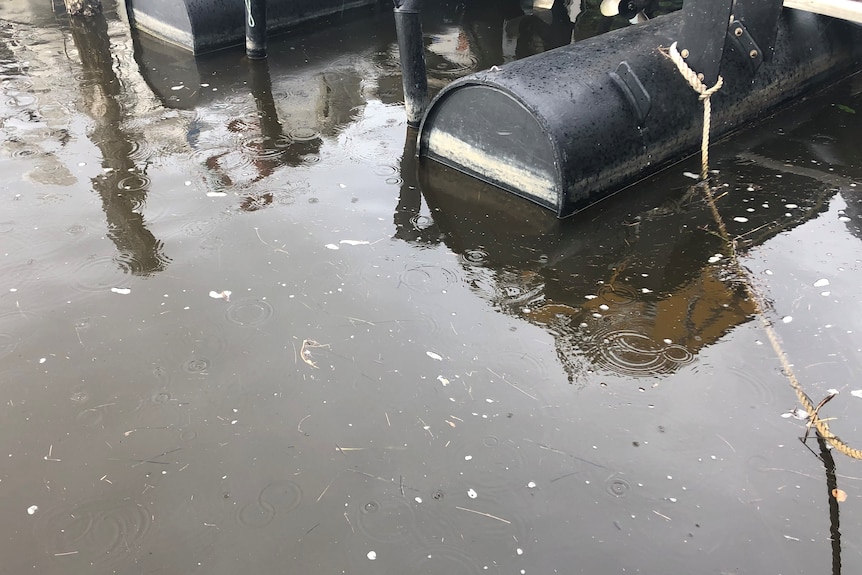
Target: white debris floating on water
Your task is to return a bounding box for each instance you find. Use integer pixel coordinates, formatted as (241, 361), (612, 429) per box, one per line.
(850, 390), (862, 399)
(426, 351), (443, 361)
(708, 254), (723, 263)
(208, 290), (232, 301)
(339, 239), (370, 246)
(324, 244), (339, 250)
(467, 488), (478, 499)
(781, 407), (810, 420)
(813, 278), (830, 288)
(733, 217), (749, 223)
(110, 287), (131, 295)
(367, 551), (377, 561)
(782, 316), (793, 324)
(27, 505), (38, 515)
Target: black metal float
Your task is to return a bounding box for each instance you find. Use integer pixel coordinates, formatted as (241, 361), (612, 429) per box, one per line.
(124, 0), (383, 53)
(417, 1), (862, 217)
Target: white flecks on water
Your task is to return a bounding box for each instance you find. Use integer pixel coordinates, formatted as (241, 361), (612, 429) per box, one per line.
(206, 191), (227, 197)
(110, 287), (131, 295)
(367, 551), (377, 561)
(339, 239), (370, 246)
(733, 217), (749, 223)
(437, 375), (450, 386)
(765, 269), (773, 275)
(516, 548), (524, 555)
(464, 455), (473, 461)
(527, 481), (537, 488)
(782, 316), (793, 324)
(324, 243), (339, 250)
(781, 407), (810, 420)
(584, 294), (597, 300)
(813, 278), (830, 287)
(27, 505), (38, 515)
(683, 171), (699, 180)
(426, 351), (443, 361)
(708, 254), (723, 263)
(850, 390), (862, 399)
(467, 488), (478, 499)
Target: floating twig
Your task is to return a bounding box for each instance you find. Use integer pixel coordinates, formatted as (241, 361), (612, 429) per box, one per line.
(298, 414), (311, 435)
(455, 506), (511, 524)
(300, 339), (329, 369)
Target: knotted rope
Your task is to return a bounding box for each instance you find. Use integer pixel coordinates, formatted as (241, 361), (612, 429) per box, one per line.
(664, 42), (723, 180)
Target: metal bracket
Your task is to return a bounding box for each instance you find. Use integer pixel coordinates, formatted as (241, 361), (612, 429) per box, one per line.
(610, 61), (651, 125)
(676, 0), (734, 87)
(726, 20), (763, 74)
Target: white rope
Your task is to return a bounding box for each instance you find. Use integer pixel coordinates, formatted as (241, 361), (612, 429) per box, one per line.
(245, 0), (255, 28)
(665, 42), (723, 180)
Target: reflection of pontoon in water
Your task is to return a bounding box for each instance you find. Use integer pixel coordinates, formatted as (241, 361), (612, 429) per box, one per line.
(414, 85), (859, 382)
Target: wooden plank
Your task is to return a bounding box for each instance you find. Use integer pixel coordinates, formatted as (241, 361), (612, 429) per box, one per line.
(784, 0), (862, 24)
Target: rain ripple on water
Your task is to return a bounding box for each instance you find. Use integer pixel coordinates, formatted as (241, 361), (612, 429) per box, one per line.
(583, 327), (695, 377)
(236, 480), (303, 529)
(33, 498), (153, 567)
(224, 298), (274, 327)
(355, 497), (416, 543)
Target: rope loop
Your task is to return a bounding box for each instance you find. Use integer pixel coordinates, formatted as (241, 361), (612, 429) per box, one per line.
(664, 42), (723, 180)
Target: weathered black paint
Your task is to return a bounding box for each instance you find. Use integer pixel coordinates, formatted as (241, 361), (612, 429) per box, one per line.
(419, 10), (862, 218)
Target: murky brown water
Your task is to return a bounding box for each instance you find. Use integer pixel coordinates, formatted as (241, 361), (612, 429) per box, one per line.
(2, 1), (862, 574)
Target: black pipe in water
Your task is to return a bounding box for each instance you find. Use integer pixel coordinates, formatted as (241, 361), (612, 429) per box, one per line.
(393, 0), (429, 126)
(245, 0), (267, 59)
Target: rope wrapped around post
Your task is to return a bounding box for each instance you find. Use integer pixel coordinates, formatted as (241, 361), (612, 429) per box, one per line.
(664, 42), (723, 180)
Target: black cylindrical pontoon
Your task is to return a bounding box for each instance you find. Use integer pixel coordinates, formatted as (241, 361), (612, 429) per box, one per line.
(418, 10), (862, 218)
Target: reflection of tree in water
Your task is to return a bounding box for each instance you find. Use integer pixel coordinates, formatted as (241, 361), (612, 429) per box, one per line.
(191, 57), (382, 209)
(198, 58), (324, 206)
(67, 12), (169, 275)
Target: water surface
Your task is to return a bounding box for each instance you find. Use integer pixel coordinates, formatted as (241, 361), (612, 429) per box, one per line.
(1, 2), (861, 574)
